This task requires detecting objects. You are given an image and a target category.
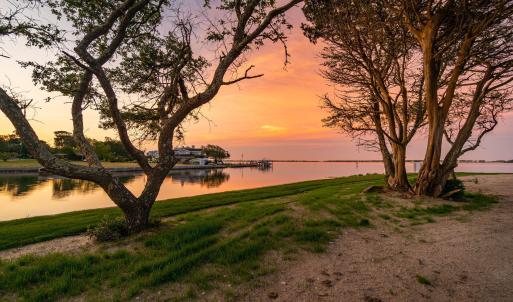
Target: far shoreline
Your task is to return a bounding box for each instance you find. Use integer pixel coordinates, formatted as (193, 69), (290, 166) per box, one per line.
(0, 159), (259, 174)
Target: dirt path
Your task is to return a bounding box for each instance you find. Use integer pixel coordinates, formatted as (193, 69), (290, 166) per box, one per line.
(246, 174), (513, 302)
(0, 235), (93, 260)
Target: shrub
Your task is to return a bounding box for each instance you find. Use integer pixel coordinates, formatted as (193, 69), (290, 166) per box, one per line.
(87, 216), (162, 242)
(0, 152), (17, 161)
(443, 178), (465, 200)
(87, 216), (130, 242)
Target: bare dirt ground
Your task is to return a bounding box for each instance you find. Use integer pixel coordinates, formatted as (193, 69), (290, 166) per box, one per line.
(0, 235), (93, 260)
(244, 174), (513, 302)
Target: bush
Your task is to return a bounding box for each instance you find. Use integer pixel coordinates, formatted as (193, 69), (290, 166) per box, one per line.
(87, 216), (130, 242)
(443, 178), (465, 201)
(0, 152), (17, 161)
(87, 216), (162, 242)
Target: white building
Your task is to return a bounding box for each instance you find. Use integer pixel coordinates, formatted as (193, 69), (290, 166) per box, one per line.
(189, 157), (210, 166)
(174, 146), (203, 157)
(146, 150), (159, 160)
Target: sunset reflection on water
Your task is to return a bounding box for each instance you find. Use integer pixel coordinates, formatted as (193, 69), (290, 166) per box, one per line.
(1, 162), (512, 221)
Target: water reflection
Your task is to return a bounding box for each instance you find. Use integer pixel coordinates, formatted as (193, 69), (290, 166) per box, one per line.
(0, 169), (231, 198)
(0, 175), (41, 197)
(1, 162), (512, 221)
(171, 169), (230, 188)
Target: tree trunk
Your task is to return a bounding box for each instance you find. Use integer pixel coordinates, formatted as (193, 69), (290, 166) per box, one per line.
(388, 144), (410, 191)
(414, 116), (448, 196)
(123, 203), (152, 232)
(106, 170), (169, 232)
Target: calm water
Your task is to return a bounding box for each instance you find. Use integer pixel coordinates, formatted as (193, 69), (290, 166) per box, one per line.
(1, 162), (512, 221)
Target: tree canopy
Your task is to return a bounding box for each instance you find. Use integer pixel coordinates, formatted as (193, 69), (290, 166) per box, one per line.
(0, 0), (302, 230)
(202, 144), (230, 162)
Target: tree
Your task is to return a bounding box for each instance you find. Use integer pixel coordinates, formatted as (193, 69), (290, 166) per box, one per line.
(0, 133), (34, 158)
(203, 144), (230, 163)
(53, 131), (76, 149)
(393, 0), (513, 196)
(0, 0), (62, 58)
(0, 152), (16, 161)
(0, 0), (302, 231)
(92, 137), (133, 162)
(303, 0), (425, 191)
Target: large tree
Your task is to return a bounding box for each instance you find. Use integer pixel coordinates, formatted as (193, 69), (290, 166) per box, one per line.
(303, 0), (425, 191)
(394, 0), (513, 196)
(203, 144), (230, 163)
(0, 0), (302, 231)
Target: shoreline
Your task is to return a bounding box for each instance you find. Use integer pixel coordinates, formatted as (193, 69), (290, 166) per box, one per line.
(0, 163), (259, 174)
(0, 174), (511, 301)
(0, 174), (386, 250)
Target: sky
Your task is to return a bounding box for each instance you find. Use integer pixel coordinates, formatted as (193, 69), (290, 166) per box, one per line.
(1, 2), (512, 161)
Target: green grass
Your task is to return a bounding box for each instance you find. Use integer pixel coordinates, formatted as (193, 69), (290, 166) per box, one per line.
(416, 274), (432, 286)
(0, 174), (500, 301)
(393, 193), (497, 224)
(0, 174), (384, 251)
(0, 175), (383, 301)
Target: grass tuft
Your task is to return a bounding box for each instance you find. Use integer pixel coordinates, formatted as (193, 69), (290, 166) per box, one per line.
(416, 274), (432, 286)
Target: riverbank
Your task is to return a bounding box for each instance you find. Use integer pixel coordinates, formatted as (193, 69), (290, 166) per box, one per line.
(0, 159), (258, 174)
(0, 174), (509, 301)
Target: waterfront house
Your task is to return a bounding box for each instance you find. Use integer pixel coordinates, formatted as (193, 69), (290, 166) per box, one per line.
(146, 150), (159, 160)
(174, 146), (205, 164)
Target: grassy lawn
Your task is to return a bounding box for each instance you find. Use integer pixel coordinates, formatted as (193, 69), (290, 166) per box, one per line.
(0, 174), (384, 251)
(0, 174), (498, 301)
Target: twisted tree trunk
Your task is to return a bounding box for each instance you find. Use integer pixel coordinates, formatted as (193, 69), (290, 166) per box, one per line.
(1, 87), (165, 232)
(414, 110), (447, 196)
(388, 144), (410, 191)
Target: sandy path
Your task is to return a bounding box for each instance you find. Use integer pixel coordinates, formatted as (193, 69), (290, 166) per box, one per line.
(246, 174), (513, 302)
(0, 235), (93, 260)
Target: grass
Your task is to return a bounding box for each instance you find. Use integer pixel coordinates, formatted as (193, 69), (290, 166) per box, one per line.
(0, 173), (500, 301)
(393, 193), (497, 224)
(0, 174), (382, 301)
(416, 274), (432, 286)
(0, 174), (384, 251)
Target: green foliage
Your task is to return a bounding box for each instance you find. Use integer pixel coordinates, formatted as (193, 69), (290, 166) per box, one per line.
(0, 152), (16, 161)
(416, 274), (432, 286)
(51, 131), (83, 160)
(443, 178), (465, 200)
(461, 193), (498, 211)
(53, 131), (75, 149)
(86, 216), (130, 242)
(91, 137), (132, 162)
(48, 131), (132, 162)
(0, 1), (62, 48)
(0, 134), (32, 159)
(394, 192), (498, 224)
(202, 144), (230, 162)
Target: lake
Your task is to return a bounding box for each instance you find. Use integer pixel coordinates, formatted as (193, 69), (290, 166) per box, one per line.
(1, 161), (512, 221)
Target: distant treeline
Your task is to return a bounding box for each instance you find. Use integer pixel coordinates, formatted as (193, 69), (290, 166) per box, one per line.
(0, 131), (133, 162)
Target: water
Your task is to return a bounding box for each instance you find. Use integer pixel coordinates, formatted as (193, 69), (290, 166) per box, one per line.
(1, 162), (512, 221)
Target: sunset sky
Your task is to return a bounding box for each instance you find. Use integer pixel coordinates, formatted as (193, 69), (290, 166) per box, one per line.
(1, 3), (512, 161)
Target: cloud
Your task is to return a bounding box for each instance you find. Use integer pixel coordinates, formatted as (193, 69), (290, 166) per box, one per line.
(260, 125), (286, 132)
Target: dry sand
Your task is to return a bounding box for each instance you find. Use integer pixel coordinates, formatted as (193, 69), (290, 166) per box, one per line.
(245, 174), (513, 302)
